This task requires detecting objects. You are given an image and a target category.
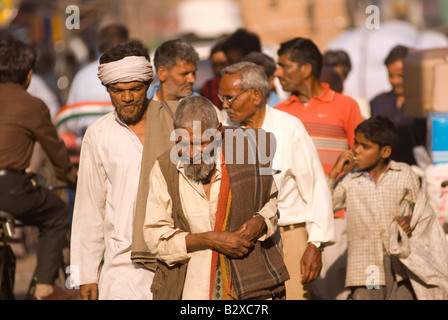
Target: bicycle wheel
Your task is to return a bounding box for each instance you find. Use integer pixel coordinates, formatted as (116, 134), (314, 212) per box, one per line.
(0, 244), (16, 300)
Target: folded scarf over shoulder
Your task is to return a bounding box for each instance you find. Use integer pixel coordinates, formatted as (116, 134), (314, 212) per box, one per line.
(209, 158), (234, 299)
(221, 129), (289, 299)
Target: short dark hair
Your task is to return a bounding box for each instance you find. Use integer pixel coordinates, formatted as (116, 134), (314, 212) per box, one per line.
(355, 115), (398, 150)
(384, 45), (409, 66)
(323, 50), (352, 79)
(278, 37), (322, 78)
(99, 40), (150, 64)
(154, 39), (199, 71)
(209, 37), (226, 58)
(0, 39), (37, 84)
(242, 52), (276, 78)
(222, 28), (261, 56)
(98, 24), (129, 54)
(320, 66), (343, 93)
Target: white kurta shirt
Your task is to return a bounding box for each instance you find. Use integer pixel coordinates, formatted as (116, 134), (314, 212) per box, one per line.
(226, 106), (335, 244)
(70, 111), (154, 300)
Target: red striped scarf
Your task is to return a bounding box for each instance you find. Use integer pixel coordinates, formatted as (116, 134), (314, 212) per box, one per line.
(209, 160), (236, 300)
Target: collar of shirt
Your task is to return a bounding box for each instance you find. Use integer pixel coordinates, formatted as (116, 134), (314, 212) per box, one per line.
(284, 83), (336, 106)
(113, 110), (140, 131)
(350, 160), (403, 182)
(113, 110), (127, 127)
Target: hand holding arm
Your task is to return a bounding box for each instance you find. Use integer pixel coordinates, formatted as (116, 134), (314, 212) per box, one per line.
(235, 215), (267, 243)
(186, 231), (254, 259)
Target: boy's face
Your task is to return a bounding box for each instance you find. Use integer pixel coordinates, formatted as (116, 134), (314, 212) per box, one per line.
(352, 132), (391, 171)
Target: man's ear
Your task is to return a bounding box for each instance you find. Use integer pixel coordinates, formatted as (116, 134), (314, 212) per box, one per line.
(216, 122), (223, 134)
(158, 66), (168, 82)
(213, 122), (223, 143)
(300, 63), (313, 79)
(381, 145), (392, 159)
(253, 89), (263, 107)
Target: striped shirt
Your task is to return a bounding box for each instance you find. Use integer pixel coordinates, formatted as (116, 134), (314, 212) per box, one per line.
(328, 161), (421, 287)
(274, 83), (363, 175)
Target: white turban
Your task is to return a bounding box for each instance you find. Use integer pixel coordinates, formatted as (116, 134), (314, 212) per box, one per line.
(97, 56), (154, 86)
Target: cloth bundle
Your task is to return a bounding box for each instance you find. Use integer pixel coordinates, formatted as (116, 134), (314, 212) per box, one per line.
(389, 191), (448, 299)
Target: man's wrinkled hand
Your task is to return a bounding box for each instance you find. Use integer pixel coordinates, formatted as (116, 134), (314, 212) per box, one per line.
(300, 243), (323, 284)
(80, 283), (98, 300)
(235, 215), (267, 243)
(212, 231), (254, 258)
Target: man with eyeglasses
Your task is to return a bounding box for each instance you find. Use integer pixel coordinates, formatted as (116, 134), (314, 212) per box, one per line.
(219, 61), (335, 300)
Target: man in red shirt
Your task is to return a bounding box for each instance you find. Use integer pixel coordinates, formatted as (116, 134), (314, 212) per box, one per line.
(274, 37), (363, 300)
(274, 38), (363, 175)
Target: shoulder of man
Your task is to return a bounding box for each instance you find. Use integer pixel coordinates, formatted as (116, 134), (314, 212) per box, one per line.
(370, 90), (394, 105)
(333, 91), (360, 108)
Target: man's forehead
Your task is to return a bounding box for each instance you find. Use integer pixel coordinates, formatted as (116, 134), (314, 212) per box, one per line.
(170, 57), (196, 68)
(221, 73), (241, 88)
(176, 123), (218, 139)
(278, 53), (296, 64)
(109, 81), (147, 89)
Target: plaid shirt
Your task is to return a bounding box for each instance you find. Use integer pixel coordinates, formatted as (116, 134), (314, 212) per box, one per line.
(329, 161), (420, 287)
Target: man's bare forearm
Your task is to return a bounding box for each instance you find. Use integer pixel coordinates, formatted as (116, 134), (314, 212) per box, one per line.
(186, 231), (254, 258)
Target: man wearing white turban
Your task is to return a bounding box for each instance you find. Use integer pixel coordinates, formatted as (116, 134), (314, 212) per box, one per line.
(70, 40), (156, 300)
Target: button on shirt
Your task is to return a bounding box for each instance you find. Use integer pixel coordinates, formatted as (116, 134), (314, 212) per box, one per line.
(261, 106), (334, 244)
(328, 161), (420, 287)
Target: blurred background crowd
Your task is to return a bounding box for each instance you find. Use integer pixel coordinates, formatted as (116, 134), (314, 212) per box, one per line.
(1, 0), (448, 106)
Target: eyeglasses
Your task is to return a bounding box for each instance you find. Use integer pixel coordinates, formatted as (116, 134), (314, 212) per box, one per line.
(218, 89), (252, 106)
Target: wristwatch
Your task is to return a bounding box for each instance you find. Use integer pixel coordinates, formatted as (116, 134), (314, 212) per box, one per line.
(311, 241), (325, 252)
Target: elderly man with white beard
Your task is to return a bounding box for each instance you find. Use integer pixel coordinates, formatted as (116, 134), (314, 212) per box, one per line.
(143, 95), (289, 300)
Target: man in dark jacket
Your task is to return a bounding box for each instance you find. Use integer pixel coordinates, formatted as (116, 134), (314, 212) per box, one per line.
(0, 39), (77, 300)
